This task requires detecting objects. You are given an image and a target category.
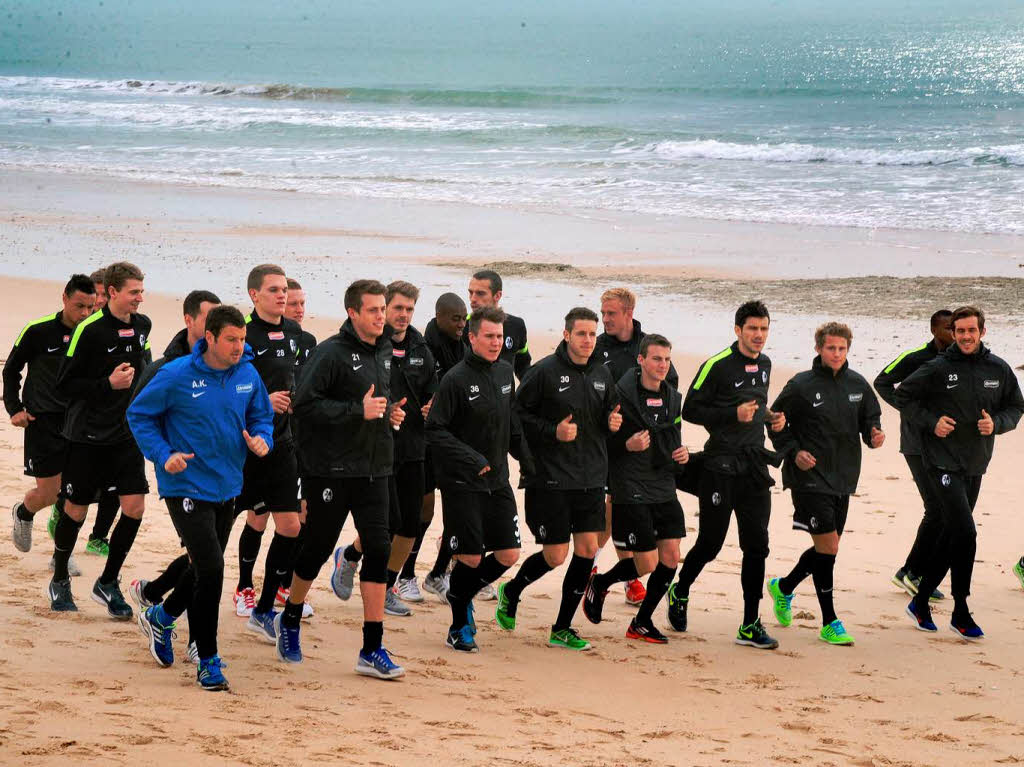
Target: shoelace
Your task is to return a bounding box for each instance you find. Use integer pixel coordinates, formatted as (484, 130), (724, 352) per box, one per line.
(241, 590), (256, 609)
(368, 648), (398, 669)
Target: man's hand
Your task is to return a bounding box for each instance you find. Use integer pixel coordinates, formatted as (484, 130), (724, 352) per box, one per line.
(109, 362), (135, 390)
(556, 414), (577, 442)
(421, 396), (433, 419)
(737, 400), (758, 423)
(978, 409), (994, 436)
(935, 415), (956, 438)
(870, 426), (885, 448)
(10, 410), (34, 428)
(608, 404), (622, 433)
(478, 465), (491, 476)
(625, 430), (651, 452)
(164, 452), (194, 474)
(672, 445), (689, 464)
(794, 450), (817, 471)
(243, 429), (269, 457)
(268, 390), (291, 414)
(363, 384), (388, 421)
(767, 409), (786, 432)
(389, 397), (408, 430)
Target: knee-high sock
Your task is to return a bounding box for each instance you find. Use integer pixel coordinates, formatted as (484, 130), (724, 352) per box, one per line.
(99, 515), (141, 584)
(553, 554), (594, 631)
(635, 563), (675, 624)
(812, 552), (837, 625)
(255, 532), (298, 613)
(236, 523), (264, 591)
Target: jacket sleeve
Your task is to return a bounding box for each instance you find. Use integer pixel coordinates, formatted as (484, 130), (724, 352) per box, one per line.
(860, 383), (883, 446)
(873, 350), (918, 410)
(245, 374), (276, 450)
(513, 365), (557, 445)
(2, 336), (31, 416)
(291, 351), (364, 424)
(767, 376), (800, 457)
(425, 377), (489, 474)
(892, 361), (940, 434)
(422, 347), (439, 400)
(993, 367), (1024, 435)
(56, 324), (111, 403)
(682, 363), (735, 428)
(513, 324), (531, 382)
(126, 366), (175, 469)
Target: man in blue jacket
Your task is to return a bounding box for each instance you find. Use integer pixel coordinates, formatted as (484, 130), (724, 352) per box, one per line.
(127, 306), (274, 691)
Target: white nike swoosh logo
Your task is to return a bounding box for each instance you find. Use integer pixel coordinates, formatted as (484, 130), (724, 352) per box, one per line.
(353, 365), (363, 370)
(734, 381), (744, 387)
(469, 395), (480, 401)
(558, 385), (570, 392)
(946, 384), (958, 389)
(47, 346), (60, 352)
(192, 392), (207, 398)
(813, 402), (824, 407)
(256, 349), (268, 355)
(107, 346), (117, 352)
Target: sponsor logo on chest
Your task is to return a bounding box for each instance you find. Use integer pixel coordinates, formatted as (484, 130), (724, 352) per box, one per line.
(236, 382), (254, 394)
(118, 328), (135, 338)
(849, 392), (863, 402)
(984, 380), (1000, 389)
(268, 331), (285, 341)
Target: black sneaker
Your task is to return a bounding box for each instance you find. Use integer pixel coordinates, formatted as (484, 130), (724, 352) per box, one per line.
(581, 567), (607, 624)
(626, 619), (668, 644)
(48, 578), (78, 612)
(666, 583), (688, 632)
(92, 578), (133, 620)
(734, 617), (779, 649)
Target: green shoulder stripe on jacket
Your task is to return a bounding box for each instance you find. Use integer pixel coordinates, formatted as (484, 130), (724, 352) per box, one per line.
(66, 311), (104, 357)
(674, 415), (682, 425)
(883, 343), (927, 374)
(15, 312), (60, 347)
(245, 313), (253, 324)
(516, 343), (529, 354)
(693, 347), (732, 391)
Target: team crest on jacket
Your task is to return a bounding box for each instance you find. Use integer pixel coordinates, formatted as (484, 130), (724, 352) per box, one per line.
(941, 474), (951, 487)
(762, 370), (768, 383)
(711, 492), (722, 506)
(289, 339), (297, 353)
(449, 535), (459, 551)
(322, 487), (333, 502)
(183, 498), (194, 513)
(505, 336), (513, 349)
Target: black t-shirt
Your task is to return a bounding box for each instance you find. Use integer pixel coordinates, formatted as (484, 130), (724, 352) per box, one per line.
(245, 310), (303, 445)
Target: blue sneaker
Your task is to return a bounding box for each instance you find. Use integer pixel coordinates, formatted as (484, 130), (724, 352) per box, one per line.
(446, 624), (479, 653)
(355, 646), (405, 679)
(467, 599), (477, 635)
(196, 655), (229, 691)
(950, 615), (984, 642)
(905, 600), (937, 632)
(138, 605), (176, 667)
(275, 613), (303, 663)
(246, 609), (278, 644)
(331, 547), (357, 601)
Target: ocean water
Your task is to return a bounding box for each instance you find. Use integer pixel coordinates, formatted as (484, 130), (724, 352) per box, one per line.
(2, 0), (1023, 233)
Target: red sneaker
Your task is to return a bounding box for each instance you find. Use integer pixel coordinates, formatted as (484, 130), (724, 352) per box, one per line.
(626, 619), (668, 644)
(625, 578), (646, 606)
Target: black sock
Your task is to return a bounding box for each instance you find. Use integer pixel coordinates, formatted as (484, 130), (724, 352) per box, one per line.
(282, 597), (304, 629)
(143, 553), (190, 603)
(594, 558), (639, 595)
(474, 553), (511, 595)
(504, 551), (553, 604)
(952, 596), (970, 624)
(429, 537), (452, 579)
(52, 510), (84, 581)
(15, 502), (33, 521)
(401, 521), (429, 580)
(99, 515), (141, 584)
(447, 561), (477, 628)
(281, 522), (306, 589)
(779, 546), (817, 595)
(256, 533), (298, 613)
(362, 620), (384, 654)
(553, 554), (594, 632)
(636, 563), (676, 625)
(386, 569), (399, 589)
(742, 596), (761, 626)
(89, 492), (119, 541)
(812, 552), (837, 625)
(236, 523), (264, 591)
(344, 543), (363, 563)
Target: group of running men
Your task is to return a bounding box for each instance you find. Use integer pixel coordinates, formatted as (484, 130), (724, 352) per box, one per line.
(6, 262), (1024, 692)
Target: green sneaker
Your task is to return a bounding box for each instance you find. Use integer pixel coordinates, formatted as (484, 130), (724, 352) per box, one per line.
(47, 504), (59, 540)
(1014, 558), (1024, 591)
(819, 619), (855, 646)
(766, 577), (793, 627)
(85, 537), (110, 557)
(548, 627), (592, 651)
(494, 582), (516, 631)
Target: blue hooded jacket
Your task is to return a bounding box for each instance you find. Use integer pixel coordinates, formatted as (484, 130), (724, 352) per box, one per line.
(127, 340), (274, 503)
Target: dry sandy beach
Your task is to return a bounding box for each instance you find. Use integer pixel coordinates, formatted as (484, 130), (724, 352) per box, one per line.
(1, 173), (1024, 765)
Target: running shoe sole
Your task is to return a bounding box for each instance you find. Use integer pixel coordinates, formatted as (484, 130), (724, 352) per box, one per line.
(626, 624), (668, 644)
(734, 637), (779, 649)
(949, 623), (984, 642)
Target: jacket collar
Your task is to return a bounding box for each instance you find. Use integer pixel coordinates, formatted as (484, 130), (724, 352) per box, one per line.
(555, 340), (596, 372)
(811, 355), (848, 378)
(340, 319), (384, 354)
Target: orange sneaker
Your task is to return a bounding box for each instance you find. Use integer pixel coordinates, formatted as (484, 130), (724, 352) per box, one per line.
(625, 578), (646, 606)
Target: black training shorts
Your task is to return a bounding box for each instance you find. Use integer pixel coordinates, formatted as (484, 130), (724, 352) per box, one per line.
(612, 498), (685, 552)
(62, 439), (148, 504)
(388, 460), (425, 539)
(236, 442), (300, 515)
(23, 412), (67, 478)
(791, 492), (849, 535)
(524, 487), (605, 545)
(440, 483), (521, 557)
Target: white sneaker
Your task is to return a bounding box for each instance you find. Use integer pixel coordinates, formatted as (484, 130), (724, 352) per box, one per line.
(233, 587), (256, 617)
(301, 600), (314, 619)
(477, 582), (498, 601)
(422, 573), (450, 603)
(184, 640), (199, 664)
(396, 576), (424, 603)
(49, 554), (82, 577)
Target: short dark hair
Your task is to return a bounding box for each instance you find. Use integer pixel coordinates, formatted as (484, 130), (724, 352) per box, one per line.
(640, 333), (672, 356)
(435, 292), (466, 315)
(104, 262), (144, 291)
(205, 305), (246, 339)
(564, 306), (599, 332)
(247, 264), (286, 293)
(386, 280), (420, 305)
(472, 269), (502, 295)
(64, 274), (95, 298)
(469, 306), (505, 335)
(930, 309), (953, 330)
(88, 268), (106, 285)
(735, 300), (770, 328)
(286, 278), (303, 291)
(950, 305), (985, 331)
(344, 279), (386, 312)
(183, 290), (221, 319)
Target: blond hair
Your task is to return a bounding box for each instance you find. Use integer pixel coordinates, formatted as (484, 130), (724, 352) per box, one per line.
(600, 287), (636, 311)
(814, 321), (853, 348)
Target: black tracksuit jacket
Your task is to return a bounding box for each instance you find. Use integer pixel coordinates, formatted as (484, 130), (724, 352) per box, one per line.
(873, 339), (942, 456)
